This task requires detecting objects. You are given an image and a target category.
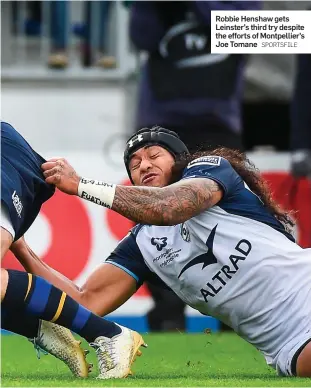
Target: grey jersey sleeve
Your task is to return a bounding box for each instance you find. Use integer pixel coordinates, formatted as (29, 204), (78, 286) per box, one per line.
(106, 227), (173, 290)
(105, 232), (152, 288)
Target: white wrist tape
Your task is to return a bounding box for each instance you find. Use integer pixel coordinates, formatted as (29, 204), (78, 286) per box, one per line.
(78, 178), (116, 209)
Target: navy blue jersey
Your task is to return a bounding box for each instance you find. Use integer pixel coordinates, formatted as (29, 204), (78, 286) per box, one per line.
(1, 122), (55, 240)
(182, 155), (294, 241)
(105, 155), (295, 288)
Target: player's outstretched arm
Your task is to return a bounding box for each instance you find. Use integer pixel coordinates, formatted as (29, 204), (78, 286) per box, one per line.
(111, 178), (222, 225)
(10, 236), (81, 292)
(10, 237), (137, 316)
(42, 158), (223, 226)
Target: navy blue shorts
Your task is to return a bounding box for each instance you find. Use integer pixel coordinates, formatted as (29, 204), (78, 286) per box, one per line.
(1, 122), (55, 241)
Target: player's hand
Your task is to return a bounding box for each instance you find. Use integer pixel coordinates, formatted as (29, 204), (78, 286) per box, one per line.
(42, 158), (80, 195)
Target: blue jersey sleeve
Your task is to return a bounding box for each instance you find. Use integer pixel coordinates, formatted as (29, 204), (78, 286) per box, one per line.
(105, 231), (153, 288)
(181, 156), (241, 198)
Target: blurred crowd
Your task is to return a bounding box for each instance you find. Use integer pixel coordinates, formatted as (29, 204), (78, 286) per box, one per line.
(6, 0), (311, 332)
(11, 1), (117, 68)
(9, 1), (311, 172)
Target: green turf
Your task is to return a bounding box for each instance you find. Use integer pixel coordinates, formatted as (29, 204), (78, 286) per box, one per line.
(2, 332), (311, 386)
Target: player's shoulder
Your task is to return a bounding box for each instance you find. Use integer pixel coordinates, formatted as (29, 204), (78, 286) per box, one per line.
(1, 121), (16, 139)
(185, 155), (225, 169)
(129, 224), (153, 244)
(130, 223), (177, 246)
(1, 121), (13, 130)
(131, 224), (145, 238)
(182, 155), (241, 196)
(183, 156), (235, 177)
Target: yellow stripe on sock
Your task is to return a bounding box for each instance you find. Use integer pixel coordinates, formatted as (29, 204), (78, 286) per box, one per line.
(24, 273), (33, 301)
(51, 292), (67, 323)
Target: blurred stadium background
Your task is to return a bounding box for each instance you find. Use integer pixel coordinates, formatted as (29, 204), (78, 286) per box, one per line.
(1, 0), (311, 335)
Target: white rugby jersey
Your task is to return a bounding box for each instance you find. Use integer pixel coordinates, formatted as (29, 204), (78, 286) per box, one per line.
(106, 156), (311, 370)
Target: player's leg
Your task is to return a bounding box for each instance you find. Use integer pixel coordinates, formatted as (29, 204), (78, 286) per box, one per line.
(11, 242), (147, 379)
(2, 308), (39, 338)
(0, 123), (91, 377)
(1, 198), (14, 260)
(1, 268), (122, 341)
(1, 209), (90, 378)
(1, 268), (147, 378)
(1, 227), (13, 261)
(295, 341), (311, 377)
(1, 309), (91, 377)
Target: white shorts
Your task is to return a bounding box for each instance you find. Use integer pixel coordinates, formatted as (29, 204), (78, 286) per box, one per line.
(276, 331), (311, 376)
(1, 203), (15, 240)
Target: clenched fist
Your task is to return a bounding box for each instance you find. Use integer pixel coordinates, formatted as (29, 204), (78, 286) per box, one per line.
(42, 158), (80, 195)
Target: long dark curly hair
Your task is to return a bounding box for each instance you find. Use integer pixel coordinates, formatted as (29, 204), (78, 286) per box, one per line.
(172, 147), (295, 228)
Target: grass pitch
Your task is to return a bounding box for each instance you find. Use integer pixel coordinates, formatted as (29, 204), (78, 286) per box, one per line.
(2, 332), (311, 386)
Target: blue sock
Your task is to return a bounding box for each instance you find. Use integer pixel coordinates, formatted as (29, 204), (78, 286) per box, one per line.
(1, 307), (39, 337)
(2, 270), (121, 342)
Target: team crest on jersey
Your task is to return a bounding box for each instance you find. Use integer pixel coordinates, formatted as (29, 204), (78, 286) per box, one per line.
(180, 223), (191, 242)
(151, 237), (168, 251)
(187, 156), (221, 169)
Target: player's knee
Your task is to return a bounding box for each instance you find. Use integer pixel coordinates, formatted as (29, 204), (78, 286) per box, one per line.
(1, 227), (13, 261)
(1, 268), (9, 301)
(296, 367), (311, 378)
(296, 342), (311, 377)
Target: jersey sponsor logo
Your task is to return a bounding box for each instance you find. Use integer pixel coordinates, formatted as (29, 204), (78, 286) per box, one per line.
(178, 225), (218, 278)
(81, 191), (111, 209)
(128, 134), (143, 148)
(200, 239), (252, 303)
(151, 237), (168, 251)
(12, 190), (23, 218)
(180, 222), (190, 242)
(187, 156), (221, 169)
(153, 247), (182, 268)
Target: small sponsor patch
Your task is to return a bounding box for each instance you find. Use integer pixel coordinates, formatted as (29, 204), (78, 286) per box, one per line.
(187, 156), (221, 168)
(12, 190), (23, 218)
